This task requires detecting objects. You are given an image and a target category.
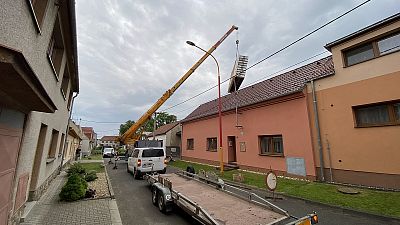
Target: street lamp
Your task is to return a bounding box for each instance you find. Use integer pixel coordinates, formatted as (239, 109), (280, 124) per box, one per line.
(186, 41), (224, 174)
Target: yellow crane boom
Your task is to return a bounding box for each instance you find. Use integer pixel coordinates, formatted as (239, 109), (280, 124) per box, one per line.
(120, 25), (238, 144)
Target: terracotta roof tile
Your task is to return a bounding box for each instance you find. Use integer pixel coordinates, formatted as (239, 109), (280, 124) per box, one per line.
(183, 56), (334, 123)
(153, 122), (179, 136)
(100, 136), (119, 141)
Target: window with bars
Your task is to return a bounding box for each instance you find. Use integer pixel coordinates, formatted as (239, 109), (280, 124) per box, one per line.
(259, 135), (284, 156)
(187, 138), (194, 150)
(354, 101), (400, 127)
(206, 137), (217, 152)
(344, 32), (400, 66)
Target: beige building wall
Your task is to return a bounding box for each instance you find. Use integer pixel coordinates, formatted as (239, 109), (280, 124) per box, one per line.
(307, 20), (400, 188)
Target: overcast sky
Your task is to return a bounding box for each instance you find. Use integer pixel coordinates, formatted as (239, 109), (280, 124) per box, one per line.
(72, 0), (400, 137)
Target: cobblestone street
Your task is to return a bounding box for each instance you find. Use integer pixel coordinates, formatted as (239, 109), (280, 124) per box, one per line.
(21, 171), (121, 225)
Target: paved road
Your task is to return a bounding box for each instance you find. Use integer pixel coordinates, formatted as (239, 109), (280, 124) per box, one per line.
(106, 160), (200, 225)
(107, 160), (399, 225)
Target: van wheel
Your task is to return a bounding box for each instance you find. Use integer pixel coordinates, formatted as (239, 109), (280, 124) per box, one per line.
(158, 194), (166, 213)
(126, 164), (130, 173)
(134, 169), (140, 179)
(152, 188), (158, 206)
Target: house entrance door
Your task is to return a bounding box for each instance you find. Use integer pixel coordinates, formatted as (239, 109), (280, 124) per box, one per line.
(227, 136), (237, 163)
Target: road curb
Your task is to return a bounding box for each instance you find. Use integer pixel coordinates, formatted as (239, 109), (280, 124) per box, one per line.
(104, 163), (115, 199)
(109, 199), (122, 225)
(223, 179), (400, 223)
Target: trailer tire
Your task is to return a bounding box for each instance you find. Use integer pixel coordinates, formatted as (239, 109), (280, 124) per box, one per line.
(158, 194), (166, 213)
(152, 188), (158, 206)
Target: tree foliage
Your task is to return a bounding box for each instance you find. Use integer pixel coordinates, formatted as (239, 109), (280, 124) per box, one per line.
(143, 112), (177, 132)
(119, 113), (177, 135)
(119, 120), (135, 135)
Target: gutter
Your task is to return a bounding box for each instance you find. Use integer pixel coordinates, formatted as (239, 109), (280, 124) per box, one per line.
(59, 92), (79, 174)
(311, 80), (325, 182)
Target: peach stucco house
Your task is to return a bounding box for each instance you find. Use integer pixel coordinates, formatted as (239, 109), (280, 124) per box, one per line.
(181, 57), (334, 180)
(182, 13), (400, 189)
(307, 13), (400, 189)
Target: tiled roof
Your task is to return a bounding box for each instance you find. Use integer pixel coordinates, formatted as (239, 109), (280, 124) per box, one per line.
(100, 136), (119, 141)
(183, 56), (334, 123)
(153, 122), (180, 136)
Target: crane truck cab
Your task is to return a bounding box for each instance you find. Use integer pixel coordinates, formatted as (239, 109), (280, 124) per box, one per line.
(127, 147), (167, 179)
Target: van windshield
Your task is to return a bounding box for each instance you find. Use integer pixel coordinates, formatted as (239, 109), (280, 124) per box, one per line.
(142, 149), (164, 157)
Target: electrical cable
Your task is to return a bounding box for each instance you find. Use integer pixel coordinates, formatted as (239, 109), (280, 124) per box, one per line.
(245, 0), (371, 71)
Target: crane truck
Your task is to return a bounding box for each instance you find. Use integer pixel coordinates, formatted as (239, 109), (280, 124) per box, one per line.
(118, 25), (239, 145)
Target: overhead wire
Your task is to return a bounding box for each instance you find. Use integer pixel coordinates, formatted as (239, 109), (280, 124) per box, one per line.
(159, 0), (371, 114)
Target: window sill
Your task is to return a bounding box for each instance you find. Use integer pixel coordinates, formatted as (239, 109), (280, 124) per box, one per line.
(60, 89), (66, 100)
(206, 150), (217, 152)
(259, 153), (284, 157)
(355, 122), (400, 128)
(46, 157), (56, 164)
(47, 54), (59, 81)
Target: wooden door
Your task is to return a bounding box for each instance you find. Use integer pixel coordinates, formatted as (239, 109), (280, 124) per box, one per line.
(227, 136), (236, 163)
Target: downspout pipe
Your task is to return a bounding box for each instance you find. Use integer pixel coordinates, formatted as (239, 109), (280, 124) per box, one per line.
(59, 92), (79, 174)
(311, 80), (325, 182)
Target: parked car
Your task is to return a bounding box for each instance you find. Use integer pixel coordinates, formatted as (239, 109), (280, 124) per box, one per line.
(127, 147), (166, 179)
(103, 147), (115, 158)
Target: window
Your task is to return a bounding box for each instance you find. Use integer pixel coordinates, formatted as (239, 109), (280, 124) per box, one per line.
(206, 137), (217, 152)
(354, 101), (400, 127)
(48, 16), (65, 78)
(48, 129), (59, 159)
(61, 67), (70, 100)
(344, 32), (400, 66)
(378, 33), (400, 55)
(239, 142), (246, 152)
(344, 43), (374, 66)
(58, 133), (65, 157)
(142, 148), (164, 157)
(27, 0), (49, 32)
(259, 135), (284, 155)
(187, 138), (194, 150)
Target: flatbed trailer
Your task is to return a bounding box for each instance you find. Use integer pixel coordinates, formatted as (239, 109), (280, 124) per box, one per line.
(144, 170), (318, 225)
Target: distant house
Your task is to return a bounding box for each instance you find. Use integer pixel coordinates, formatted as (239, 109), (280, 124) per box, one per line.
(182, 57), (334, 180)
(100, 136), (120, 148)
(66, 120), (84, 162)
(153, 122), (182, 158)
(81, 127), (97, 156)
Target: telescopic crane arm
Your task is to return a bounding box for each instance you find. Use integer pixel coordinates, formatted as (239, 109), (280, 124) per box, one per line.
(120, 25), (238, 144)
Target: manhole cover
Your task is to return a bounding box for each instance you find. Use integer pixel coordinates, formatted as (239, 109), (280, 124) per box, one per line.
(337, 187), (360, 195)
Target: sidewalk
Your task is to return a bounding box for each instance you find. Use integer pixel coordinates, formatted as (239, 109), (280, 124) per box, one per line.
(21, 171), (122, 225)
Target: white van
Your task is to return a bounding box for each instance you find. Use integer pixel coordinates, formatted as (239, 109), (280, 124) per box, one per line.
(127, 147), (166, 179)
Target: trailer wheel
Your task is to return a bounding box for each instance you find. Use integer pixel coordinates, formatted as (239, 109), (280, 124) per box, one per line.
(152, 188), (158, 206)
(158, 194), (166, 213)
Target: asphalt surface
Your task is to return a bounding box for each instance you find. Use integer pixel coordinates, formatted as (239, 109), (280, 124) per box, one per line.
(106, 160), (200, 225)
(107, 160), (399, 225)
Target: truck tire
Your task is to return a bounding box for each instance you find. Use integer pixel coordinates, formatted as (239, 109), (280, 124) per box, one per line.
(158, 194), (166, 213)
(134, 169), (141, 179)
(152, 188), (158, 206)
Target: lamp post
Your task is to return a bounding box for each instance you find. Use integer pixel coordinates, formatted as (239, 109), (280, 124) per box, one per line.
(186, 41), (224, 174)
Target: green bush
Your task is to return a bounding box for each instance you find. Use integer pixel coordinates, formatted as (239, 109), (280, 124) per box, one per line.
(91, 148), (102, 155)
(67, 163), (86, 176)
(85, 170), (98, 182)
(59, 174), (88, 201)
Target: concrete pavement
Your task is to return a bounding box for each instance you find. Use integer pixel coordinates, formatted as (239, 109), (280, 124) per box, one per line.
(21, 170), (122, 225)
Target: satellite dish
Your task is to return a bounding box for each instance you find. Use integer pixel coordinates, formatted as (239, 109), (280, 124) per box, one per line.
(265, 171), (277, 191)
(228, 55), (248, 93)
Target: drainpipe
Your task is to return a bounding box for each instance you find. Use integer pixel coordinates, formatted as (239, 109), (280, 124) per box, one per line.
(311, 80), (325, 182)
(59, 92), (79, 174)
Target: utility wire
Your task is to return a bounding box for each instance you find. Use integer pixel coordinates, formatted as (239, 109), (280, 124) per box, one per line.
(160, 1), (370, 113)
(245, 0), (372, 71)
(165, 50), (329, 116)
